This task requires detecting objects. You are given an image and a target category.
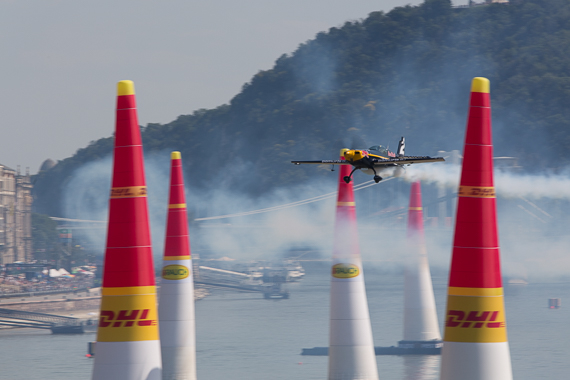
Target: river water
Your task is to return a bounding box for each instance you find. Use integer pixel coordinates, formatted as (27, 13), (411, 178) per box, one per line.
(1, 264), (569, 379)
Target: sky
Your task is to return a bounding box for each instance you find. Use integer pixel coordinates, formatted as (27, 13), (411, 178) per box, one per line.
(0, 0), (473, 173)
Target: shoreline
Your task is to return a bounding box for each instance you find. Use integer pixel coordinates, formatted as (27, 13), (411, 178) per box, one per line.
(0, 286), (210, 322)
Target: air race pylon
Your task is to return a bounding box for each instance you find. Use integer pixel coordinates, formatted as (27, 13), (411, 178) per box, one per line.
(158, 151), (197, 380)
(92, 81), (162, 380)
(439, 78), (513, 380)
(401, 181), (441, 347)
(328, 150), (378, 380)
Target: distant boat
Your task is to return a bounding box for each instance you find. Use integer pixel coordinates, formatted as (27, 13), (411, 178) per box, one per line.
(263, 283), (289, 299)
(232, 260), (306, 282)
(283, 260), (305, 281)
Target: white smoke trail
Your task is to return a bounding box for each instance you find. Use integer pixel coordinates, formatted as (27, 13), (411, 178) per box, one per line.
(194, 178), (394, 221)
(61, 157), (570, 279)
(403, 163), (570, 200)
(62, 152), (171, 258)
(402, 163), (461, 189)
(62, 155), (340, 262)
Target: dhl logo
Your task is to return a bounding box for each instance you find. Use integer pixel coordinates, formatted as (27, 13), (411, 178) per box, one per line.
(458, 186), (495, 198)
(97, 293), (159, 341)
(332, 263), (360, 278)
(99, 309), (156, 328)
(445, 310), (505, 329)
(162, 265), (189, 280)
(444, 294), (507, 342)
(110, 186), (147, 198)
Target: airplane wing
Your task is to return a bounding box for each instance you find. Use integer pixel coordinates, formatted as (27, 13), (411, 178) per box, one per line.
(291, 160), (352, 165)
(370, 156), (445, 165)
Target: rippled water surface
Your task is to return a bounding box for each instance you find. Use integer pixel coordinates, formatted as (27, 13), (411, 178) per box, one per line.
(1, 265), (569, 379)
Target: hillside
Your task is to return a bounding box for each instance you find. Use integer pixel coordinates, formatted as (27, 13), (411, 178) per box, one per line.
(33, 0), (570, 216)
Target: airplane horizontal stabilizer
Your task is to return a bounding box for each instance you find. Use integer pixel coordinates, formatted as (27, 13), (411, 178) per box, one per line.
(370, 156), (445, 165)
(291, 160), (352, 165)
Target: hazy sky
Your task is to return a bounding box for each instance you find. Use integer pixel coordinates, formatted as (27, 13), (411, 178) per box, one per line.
(1, 0), (470, 173)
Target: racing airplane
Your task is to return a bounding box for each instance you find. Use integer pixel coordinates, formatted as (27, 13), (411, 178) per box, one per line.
(292, 137), (444, 184)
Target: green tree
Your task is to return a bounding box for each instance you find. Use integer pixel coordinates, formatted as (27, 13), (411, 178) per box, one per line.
(31, 213), (60, 260)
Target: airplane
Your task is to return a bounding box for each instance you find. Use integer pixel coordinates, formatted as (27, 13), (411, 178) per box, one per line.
(292, 137), (444, 184)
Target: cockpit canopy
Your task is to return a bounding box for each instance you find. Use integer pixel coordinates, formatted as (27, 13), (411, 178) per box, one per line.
(368, 145), (390, 155)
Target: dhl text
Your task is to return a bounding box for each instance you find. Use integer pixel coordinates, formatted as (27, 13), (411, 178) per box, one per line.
(99, 309), (156, 328)
(445, 310), (504, 328)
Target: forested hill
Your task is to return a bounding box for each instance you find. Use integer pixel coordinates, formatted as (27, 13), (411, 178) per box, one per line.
(34, 0), (570, 216)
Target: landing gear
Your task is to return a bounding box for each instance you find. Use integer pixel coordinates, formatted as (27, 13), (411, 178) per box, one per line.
(370, 166), (382, 183)
(343, 167), (359, 184)
(343, 166), (382, 184)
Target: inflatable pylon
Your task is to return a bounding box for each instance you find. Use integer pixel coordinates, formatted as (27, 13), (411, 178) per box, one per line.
(402, 181), (441, 344)
(158, 152), (197, 380)
(439, 78), (513, 380)
(92, 81), (162, 380)
(328, 150), (378, 380)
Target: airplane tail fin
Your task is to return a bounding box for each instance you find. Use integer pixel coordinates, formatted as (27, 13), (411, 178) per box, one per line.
(397, 137), (405, 157)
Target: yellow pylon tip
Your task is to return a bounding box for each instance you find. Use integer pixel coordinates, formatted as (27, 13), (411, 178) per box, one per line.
(471, 77), (490, 94)
(117, 80), (135, 96)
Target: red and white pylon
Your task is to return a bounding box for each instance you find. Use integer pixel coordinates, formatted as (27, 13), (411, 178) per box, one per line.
(92, 80), (162, 380)
(328, 150), (379, 380)
(158, 151), (197, 380)
(439, 77), (513, 380)
(402, 181), (441, 345)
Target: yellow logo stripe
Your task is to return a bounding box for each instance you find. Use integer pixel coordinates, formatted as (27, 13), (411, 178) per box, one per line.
(448, 287), (504, 297)
(168, 203), (187, 209)
(337, 202), (355, 206)
(102, 286), (156, 296)
(458, 186), (495, 198)
(163, 255), (191, 261)
(110, 186), (147, 199)
(409, 207), (422, 211)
